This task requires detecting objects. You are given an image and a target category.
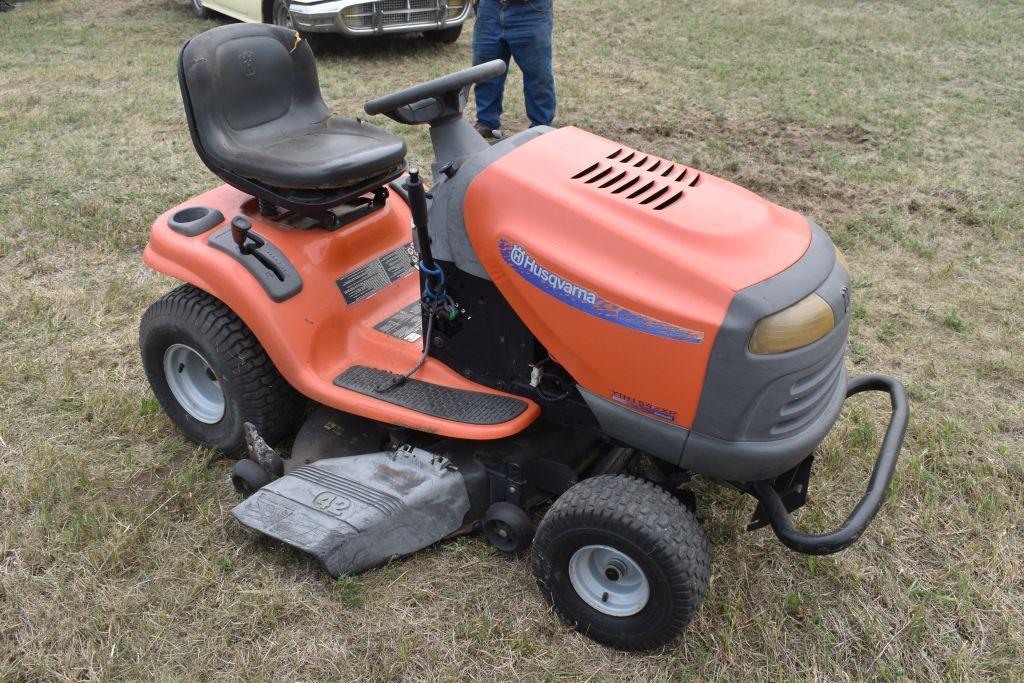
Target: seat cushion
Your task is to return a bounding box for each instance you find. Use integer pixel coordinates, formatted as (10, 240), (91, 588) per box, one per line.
(181, 24), (406, 190)
(219, 115), (407, 189)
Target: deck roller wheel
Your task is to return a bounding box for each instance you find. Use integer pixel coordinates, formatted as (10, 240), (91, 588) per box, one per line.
(231, 459), (271, 498)
(483, 502), (534, 553)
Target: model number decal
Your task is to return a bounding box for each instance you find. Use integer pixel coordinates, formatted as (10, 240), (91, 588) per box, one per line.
(612, 391), (678, 422)
(498, 238), (704, 344)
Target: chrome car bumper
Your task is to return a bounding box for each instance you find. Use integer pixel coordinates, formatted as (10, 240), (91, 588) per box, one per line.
(289, 0), (471, 35)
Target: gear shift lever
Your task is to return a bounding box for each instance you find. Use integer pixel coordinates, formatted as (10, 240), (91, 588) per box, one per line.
(231, 216), (255, 254)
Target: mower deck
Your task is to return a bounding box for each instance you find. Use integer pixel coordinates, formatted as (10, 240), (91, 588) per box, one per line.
(144, 185), (540, 439)
(232, 445), (471, 576)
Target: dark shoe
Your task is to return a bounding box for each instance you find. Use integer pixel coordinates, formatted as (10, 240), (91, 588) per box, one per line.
(474, 123), (504, 143)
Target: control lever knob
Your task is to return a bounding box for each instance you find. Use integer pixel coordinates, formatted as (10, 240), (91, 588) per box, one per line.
(231, 216), (253, 254)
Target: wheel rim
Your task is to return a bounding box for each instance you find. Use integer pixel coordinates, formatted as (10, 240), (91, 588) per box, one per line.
(274, 3), (293, 28)
(568, 544), (650, 617)
(163, 344), (225, 424)
(486, 520), (517, 551)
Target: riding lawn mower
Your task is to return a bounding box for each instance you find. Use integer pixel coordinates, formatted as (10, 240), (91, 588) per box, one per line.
(140, 24), (909, 650)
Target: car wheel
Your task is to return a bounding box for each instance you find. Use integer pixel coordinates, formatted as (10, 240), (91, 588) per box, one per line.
(428, 25), (463, 44)
(192, 0), (209, 19)
(272, 0), (294, 28)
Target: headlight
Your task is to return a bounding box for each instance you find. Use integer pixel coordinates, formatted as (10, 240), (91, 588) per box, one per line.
(748, 293), (835, 355)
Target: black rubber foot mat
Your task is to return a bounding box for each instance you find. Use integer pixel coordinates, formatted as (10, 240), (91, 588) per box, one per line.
(335, 365), (528, 425)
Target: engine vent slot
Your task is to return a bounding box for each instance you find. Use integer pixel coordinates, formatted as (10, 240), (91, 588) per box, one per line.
(653, 191), (683, 210)
(611, 176), (640, 194)
(599, 170), (627, 188)
(585, 166), (614, 184)
(572, 162), (600, 180)
(640, 186), (670, 205)
(626, 180), (655, 199)
(571, 147), (703, 209)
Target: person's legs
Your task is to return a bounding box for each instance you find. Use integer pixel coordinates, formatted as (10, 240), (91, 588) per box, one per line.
(472, 0), (511, 131)
(505, 0), (555, 127)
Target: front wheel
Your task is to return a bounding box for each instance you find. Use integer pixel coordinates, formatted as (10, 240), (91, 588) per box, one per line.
(271, 0), (294, 28)
(427, 25), (463, 44)
(191, 0), (209, 19)
(532, 475), (710, 651)
(140, 284), (306, 457)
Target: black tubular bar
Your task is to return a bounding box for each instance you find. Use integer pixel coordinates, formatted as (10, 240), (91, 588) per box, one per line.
(751, 374), (910, 555)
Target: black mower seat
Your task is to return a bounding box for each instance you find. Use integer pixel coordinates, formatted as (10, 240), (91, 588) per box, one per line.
(179, 24), (406, 195)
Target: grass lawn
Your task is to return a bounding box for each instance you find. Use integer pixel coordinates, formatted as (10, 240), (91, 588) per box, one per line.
(1, 0), (1022, 679)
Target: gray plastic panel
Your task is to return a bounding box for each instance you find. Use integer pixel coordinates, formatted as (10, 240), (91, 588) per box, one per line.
(578, 386), (690, 464)
(168, 206), (224, 236)
(232, 447), (471, 576)
(691, 221), (849, 442)
(335, 365), (528, 425)
(427, 127), (553, 279)
(207, 226), (302, 303)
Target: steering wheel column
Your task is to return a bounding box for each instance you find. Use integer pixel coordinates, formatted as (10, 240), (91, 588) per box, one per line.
(363, 60), (508, 176)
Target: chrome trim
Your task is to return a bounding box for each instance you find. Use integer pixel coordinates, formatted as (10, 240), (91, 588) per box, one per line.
(289, 0), (471, 35)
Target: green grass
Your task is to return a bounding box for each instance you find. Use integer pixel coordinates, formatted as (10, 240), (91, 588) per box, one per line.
(2, 0), (1023, 679)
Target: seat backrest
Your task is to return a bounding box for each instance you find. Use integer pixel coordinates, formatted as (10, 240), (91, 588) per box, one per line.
(179, 24), (329, 175)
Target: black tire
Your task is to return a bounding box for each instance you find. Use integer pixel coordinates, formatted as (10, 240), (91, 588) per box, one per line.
(271, 0), (294, 28)
(532, 475), (710, 651)
(483, 502), (534, 553)
(428, 24), (463, 44)
(140, 284), (306, 458)
(191, 0), (209, 19)
(232, 459), (271, 497)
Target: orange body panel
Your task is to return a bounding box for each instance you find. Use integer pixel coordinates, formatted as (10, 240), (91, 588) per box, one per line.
(465, 127), (811, 429)
(144, 184), (539, 438)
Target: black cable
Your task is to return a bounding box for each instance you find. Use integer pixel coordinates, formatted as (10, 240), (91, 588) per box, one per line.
(375, 298), (439, 393)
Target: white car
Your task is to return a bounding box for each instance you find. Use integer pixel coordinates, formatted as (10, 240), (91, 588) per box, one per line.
(190, 0), (471, 43)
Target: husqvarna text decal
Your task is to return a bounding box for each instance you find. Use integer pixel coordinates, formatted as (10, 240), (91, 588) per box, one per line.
(498, 238), (704, 344)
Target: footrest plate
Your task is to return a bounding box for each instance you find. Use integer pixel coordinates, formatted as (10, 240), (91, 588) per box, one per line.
(334, 365), (528, 425)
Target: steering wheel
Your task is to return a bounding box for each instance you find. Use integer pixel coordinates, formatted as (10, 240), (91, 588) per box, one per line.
(364, 59), (507, 125)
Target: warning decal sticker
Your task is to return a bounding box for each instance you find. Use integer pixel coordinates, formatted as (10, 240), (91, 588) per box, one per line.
(373, 301), (423, 343)
(336, 243), (416, 305)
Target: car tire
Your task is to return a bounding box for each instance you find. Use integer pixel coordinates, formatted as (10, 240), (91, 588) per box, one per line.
(191, 0), (209, 19)
(532, 475), (710, 651)
(428, 25), (463, 44)
(271, 0), (294, 28)
(140, 284), (306, 458)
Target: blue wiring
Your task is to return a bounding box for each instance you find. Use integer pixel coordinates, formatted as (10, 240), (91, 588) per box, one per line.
(419, 260), (446, 301)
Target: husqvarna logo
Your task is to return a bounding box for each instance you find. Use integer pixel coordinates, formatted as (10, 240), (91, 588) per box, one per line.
(506, 241), (597, 305)
(497, 237), (705, 344)
(239, 51), (257, 77)
(508, 243), (527, 267)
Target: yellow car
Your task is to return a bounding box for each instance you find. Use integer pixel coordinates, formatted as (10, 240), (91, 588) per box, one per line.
(190, 0), (471, 43)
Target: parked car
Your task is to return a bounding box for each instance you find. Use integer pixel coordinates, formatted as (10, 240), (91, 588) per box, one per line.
(190, 0), (470, 43)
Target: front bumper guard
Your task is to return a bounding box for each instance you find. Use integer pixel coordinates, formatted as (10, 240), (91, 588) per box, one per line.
(746, 374), (909, 555)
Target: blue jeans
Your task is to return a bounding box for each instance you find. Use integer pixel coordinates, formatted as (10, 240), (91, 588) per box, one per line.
(472, 0), (555, 130)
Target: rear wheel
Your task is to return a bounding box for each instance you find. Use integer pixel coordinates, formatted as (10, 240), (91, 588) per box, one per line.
(140, 284), (306, 458)
(532, 475), (710, 650)
(427, 25), (463, 44)
(191, 0), (209, 18)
